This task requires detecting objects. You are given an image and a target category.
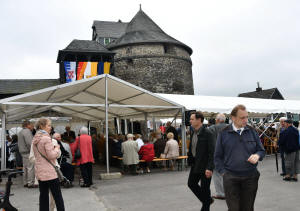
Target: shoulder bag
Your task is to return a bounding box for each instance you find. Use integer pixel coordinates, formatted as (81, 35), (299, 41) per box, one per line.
(35, 144), (65, 182)
(74, 136), (81, 160)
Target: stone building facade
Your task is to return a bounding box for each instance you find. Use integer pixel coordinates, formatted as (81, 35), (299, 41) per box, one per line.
(93, 8), (194, 95)
(112, 44), (193, 94)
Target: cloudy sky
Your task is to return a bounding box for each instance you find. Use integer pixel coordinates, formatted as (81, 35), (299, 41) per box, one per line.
(0, 0), (299, 99)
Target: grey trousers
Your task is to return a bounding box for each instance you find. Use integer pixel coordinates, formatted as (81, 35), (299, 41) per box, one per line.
(212, 169), (225, 197)
(285, 150), (300, 176)
(21, 154), (35, 186)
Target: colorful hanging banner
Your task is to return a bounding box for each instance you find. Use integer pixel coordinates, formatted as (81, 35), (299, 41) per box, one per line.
(83, 62), (91, 79)
(77, 62), (87, 80)
(91, 62), (98, 77)
(84, 62), (98, 78)
(64, 61), (76, 83)
(97, 62), (104, 75)
(104, 62), (111, 74)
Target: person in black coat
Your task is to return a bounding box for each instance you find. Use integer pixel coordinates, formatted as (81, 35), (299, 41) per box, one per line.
(166, 122), (178, 142)
(278, 119), (300, 181)
(187, 112), (214, 211)
(63, 126), (76, 142)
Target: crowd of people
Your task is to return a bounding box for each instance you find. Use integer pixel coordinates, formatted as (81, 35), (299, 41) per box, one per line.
(3, 105), (300, 211)
(5, 119), (95, 211)
(186, 105), (300, 211)
(110, 131), (180, 175)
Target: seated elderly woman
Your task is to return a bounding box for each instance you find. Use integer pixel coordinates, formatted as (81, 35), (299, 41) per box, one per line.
(164, 132), (179, 171)
(138, 138), (155, 173)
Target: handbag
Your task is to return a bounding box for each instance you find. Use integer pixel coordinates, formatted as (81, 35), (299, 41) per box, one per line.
(74, 137), (81, 160)
(35, 144), (66, 182)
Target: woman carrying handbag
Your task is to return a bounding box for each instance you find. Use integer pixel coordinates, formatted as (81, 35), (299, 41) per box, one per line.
(74, 127), (94, 187)
(32, 118), (65, 211)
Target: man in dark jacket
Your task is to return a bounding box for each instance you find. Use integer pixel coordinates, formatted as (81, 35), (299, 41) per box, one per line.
(187, 111), (214, 211)
(214, 104), (265, 211)
(278, 119), (299, 181)
(209, 113), (227, 200)
(63, 126), (76, 142)
(166, 121), (178, 142)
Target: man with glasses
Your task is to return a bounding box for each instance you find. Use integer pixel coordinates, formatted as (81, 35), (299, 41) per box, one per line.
(214, 104), (265, 211)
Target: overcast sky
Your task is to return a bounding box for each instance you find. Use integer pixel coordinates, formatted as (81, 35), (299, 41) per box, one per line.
(0, 0), (299, 99)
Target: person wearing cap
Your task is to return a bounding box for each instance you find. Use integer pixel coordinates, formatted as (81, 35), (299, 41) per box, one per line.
(277, 117), (287, 176)
(278, 119), (300, 181)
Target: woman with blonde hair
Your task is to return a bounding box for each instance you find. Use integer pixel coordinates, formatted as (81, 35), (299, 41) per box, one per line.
(164, 132), (179, 171)
(32, 118), (65, 211)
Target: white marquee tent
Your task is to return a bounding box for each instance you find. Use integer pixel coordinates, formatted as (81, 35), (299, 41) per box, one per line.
(1, 74), (299, 172)
(158, 94), (300, 115)
(0, 74), (184, 171)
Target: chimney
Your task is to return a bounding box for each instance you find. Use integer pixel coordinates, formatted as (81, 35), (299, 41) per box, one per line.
(256, 82), (262, 92)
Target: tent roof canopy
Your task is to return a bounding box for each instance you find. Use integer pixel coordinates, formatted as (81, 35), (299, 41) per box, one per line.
(0, 75), (182, 122)
(158, 94), (300, 115)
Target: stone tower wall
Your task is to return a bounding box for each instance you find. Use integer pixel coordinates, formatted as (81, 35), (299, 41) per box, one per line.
(112, 44), (194, 95)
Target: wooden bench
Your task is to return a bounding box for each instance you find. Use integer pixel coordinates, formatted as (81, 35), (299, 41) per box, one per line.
(112, 155), (188, 171)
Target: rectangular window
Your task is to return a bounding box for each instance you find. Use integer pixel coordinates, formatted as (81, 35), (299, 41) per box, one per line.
(104, 38), (110, 45)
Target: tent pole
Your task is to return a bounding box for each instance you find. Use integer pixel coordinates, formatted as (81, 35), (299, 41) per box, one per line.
(152, 116), (156, 132)
(1, 113), (6, 170)
(105, 75), (110, 174)
(144, 113), (148, 138)
(124, 119), (128, 134)
(131, 119), (134, 133)
(181, 108), (186, 167)
(116, 117), (120, 134)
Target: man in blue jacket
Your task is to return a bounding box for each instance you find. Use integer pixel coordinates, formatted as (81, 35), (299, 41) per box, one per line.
(278, 119), (299, 181)
(214, 104), (265, 211)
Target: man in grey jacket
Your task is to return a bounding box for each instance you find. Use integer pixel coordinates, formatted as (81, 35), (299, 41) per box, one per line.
(18, 120), (35, 187)
(209, 113), (227, 200)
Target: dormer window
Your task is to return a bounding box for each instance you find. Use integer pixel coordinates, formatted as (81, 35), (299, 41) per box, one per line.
(104, 38), (111, 45)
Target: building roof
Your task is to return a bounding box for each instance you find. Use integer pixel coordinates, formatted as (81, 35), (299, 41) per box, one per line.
(92, 21), (128, 38)
(63, 39), (112, 53)
(57, 39), (114, 62)
(0, 79), (60, 94)
(238, 88), (284, 100)
(107, 9), (193, 55)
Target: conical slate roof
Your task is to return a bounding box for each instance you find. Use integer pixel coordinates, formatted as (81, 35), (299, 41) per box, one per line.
(107, 9), (193, 55)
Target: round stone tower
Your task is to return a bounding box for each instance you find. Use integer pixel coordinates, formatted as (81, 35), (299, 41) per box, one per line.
(107, 9), (194, 95)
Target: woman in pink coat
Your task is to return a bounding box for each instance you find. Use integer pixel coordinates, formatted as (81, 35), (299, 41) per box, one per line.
(73, 126), (94, 187)
(32, 118), (65, 211)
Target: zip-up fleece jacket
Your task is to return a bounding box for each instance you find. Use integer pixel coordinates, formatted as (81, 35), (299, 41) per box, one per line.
(214, 124), (265, 176)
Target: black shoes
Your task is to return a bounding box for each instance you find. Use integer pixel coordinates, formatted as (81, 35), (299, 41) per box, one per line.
(283, 177), (298, 182)
(212, 195), (225, 200)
